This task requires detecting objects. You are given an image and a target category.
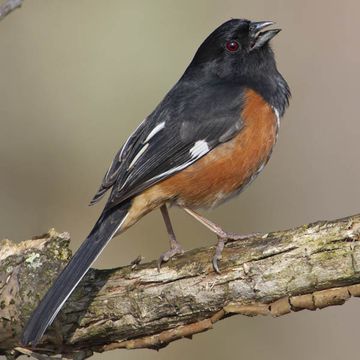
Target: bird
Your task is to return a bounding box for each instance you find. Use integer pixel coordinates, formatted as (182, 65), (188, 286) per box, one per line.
(21, 18), (290, 346)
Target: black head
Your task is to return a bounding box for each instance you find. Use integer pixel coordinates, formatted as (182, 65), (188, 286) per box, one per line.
(184, 19), (290, 115)
(188, 19), (280, 78)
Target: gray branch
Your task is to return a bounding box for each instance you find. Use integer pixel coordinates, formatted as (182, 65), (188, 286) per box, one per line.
(0, 214), (360, 359)
(0, 0), (23, 21)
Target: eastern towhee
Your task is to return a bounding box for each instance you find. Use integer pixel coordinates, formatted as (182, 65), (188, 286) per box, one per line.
(22, 18), (290, 346)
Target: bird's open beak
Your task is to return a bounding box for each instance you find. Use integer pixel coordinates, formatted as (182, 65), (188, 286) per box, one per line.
(249, 21), (281, 50)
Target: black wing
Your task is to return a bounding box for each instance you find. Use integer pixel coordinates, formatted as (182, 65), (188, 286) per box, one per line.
(91, 81), (246, 210)
(89, 120), (147, 205)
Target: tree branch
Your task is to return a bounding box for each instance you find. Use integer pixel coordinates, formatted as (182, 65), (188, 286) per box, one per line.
(1, 214), (360, 359)
(0, 0), (23, 21)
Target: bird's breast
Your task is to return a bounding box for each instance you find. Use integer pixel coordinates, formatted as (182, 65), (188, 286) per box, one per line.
(157, 88), (280, 209)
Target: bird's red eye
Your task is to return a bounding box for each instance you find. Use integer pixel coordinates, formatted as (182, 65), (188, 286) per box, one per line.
(225, 40), (240, 52)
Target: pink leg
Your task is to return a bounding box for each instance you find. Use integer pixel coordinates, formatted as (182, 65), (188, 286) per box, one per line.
(182, 207), (260, 273)
(158, 204), (184, 270)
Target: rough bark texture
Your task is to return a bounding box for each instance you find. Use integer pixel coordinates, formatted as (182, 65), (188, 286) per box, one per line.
(1, 214), (360, 359)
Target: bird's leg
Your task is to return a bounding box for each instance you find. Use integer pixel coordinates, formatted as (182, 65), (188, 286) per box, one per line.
(157, 204), (184, 270)
(182, 207), (260, 273)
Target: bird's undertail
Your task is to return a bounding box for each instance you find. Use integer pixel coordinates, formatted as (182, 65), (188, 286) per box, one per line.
(21, 200), (132, 346)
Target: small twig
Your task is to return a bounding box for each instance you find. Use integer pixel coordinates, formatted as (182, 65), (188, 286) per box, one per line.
(130, 254), (144, 269)
(0, 0), (23, 21)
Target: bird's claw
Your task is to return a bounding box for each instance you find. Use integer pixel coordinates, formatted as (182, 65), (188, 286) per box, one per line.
(212, 232), (260, 273)
(212, 253), (221, 274)
(212, 236), (226, 274)
(157, 244), (184, 271)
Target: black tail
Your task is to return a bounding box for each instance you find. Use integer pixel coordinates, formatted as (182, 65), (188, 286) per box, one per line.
(21, 200), (131, 346)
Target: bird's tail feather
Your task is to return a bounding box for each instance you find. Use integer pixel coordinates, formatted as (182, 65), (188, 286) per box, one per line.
(21, 200), (132, 346)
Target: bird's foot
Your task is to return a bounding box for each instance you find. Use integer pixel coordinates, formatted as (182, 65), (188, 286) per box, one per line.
(157, 243), (184, 271)
(212, 231), (261, 273)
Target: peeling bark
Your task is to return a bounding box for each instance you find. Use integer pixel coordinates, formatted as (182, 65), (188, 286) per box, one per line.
(0, 214), (360, 359)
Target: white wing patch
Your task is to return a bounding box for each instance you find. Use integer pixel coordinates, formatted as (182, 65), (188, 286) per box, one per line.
(149, 161), (195, 183)
(129, 143), (149, 169)
(144, 122), (165, 143)
(119, 117), (148, 161)
(147, 140), (210, 184)
(125, 122), (166, 170)
(190, 140), (209, 158)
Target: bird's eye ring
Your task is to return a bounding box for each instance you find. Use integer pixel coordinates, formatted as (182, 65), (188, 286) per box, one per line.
(225, 40), (240, 52)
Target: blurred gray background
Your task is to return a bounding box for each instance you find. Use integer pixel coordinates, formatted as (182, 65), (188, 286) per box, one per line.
(1, 0), (359, 359)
